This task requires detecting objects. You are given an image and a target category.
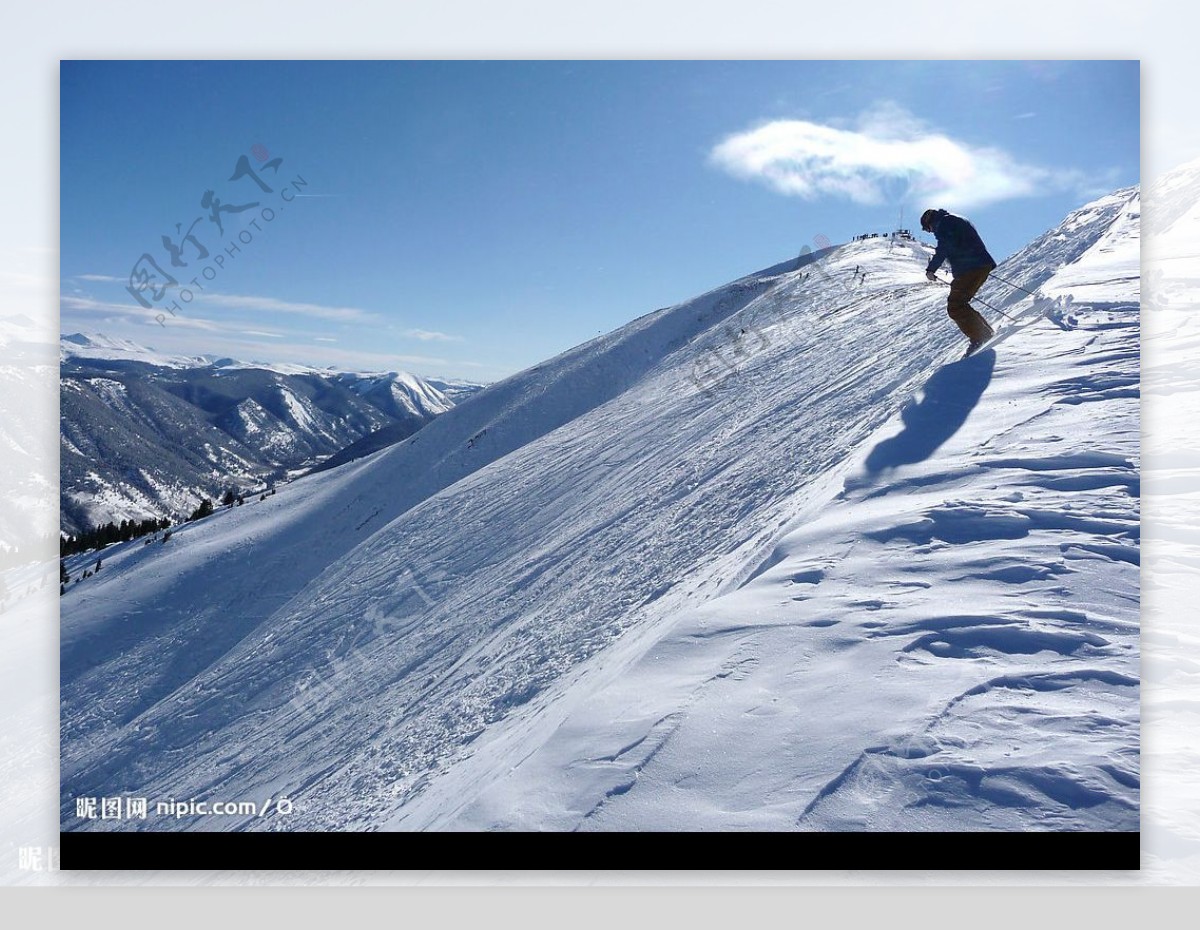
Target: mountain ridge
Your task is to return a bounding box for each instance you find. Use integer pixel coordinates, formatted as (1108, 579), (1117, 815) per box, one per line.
(60, 336), (483, 534)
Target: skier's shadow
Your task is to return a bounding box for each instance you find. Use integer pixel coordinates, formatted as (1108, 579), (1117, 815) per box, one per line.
(863, 350), (996, 474)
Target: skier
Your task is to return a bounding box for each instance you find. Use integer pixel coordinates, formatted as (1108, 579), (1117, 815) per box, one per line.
(920, 208), (997, 356)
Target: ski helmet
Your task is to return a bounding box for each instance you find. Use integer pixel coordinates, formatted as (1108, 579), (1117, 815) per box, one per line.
(920, 209), (940, 233)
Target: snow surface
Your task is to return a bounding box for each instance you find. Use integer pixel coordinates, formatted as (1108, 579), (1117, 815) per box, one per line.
(1140, 160), (1200, 879)
(60, 187), (1139, 833)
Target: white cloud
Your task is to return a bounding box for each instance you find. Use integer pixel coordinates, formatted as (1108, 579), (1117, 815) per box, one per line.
(60, 295), (223, 331)
(75, 273), (128, 283)
(63, 284), (375, 323)
(61, 295), (139, 314)
(709, 102), (1092, 210)
(401, 328), (461, 342)
(194, 292), (378, 322)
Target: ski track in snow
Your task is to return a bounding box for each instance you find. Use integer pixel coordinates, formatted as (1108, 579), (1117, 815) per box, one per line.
(60, 189), (1140, 833)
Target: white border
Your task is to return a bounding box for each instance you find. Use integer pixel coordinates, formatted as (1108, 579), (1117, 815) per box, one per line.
(3, 0), (1193, 899)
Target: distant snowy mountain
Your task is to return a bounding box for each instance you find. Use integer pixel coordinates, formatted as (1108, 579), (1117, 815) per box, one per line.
(60, 335), (466, 535)
(61, 186), (1139, 833)
(335, 368), (455, 419)
(60, 332), (204, 368)
(423, 376), (489, 404)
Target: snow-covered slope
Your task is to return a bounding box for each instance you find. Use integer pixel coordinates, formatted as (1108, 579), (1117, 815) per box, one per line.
(1, 316), (56, 563)
(1040, 191), (1140, 303)
(60, 187), (1139, 833)
(1141, 158), (1200, 878)
(388, 192), (1139, 832)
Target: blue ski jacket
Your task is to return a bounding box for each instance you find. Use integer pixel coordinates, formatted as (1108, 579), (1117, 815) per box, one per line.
(925, 210), (996, 277)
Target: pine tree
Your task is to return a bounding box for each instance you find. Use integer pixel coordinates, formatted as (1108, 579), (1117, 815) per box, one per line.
(188, 499), (214, 521)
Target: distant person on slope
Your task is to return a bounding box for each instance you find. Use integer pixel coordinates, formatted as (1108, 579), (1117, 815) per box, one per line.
(921, 208), (997, 356)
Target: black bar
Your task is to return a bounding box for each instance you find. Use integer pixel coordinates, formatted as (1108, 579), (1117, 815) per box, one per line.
(60, 830), (1140, 872)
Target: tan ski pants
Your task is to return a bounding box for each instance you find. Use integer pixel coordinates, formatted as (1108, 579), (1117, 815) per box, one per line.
(946, 266), (996, 342)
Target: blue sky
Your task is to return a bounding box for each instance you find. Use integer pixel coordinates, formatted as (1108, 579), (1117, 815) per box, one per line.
(60, 60), (1139, 382)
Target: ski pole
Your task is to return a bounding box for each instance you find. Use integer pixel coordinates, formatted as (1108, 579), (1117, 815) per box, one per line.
(972, 292), (1018, 322)
(930, 276), (1018, 322)
(988, 271), (1039, 299)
